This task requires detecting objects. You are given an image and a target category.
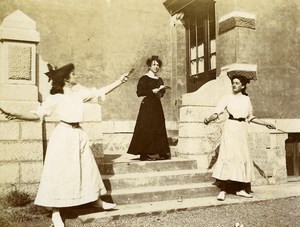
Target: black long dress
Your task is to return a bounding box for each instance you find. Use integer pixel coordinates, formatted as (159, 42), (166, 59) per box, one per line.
(127, 75), (170, 158)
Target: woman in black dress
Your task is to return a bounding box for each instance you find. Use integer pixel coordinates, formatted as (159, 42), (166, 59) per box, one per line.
(127, 55), (170, 161)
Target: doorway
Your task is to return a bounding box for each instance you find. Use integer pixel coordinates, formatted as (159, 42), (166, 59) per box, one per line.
(285, 134), (300, 179)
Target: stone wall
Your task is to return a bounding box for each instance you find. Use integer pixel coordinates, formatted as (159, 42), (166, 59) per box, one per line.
(216, 0), (300, 119)
(0, 121), (43, 195)
(248, 125), (287, 185)
(0, 0), (178, 121)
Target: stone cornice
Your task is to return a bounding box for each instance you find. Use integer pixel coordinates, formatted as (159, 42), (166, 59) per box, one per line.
(219, 11), (256, 34)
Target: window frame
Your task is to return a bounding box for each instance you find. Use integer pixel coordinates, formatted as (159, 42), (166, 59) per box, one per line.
(184, 1), (216, 92)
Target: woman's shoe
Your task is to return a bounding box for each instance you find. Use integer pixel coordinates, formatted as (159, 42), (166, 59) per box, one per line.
(159, 153), (171, 160)
(139, 154), (155, 161)
(236, 190), (253, 198)
(101, 201), (117, 210)
(217, 191), (226, 201)
(93, 199), (117, 210)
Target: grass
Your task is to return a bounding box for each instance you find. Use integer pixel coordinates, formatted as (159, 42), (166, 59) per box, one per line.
(3, 190), (32, 208)
(0, 190), (51, 226)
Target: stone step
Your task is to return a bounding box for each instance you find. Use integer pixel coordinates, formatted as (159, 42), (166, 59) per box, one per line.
(102, 182), (219, 205)
(102, 169), (213, 190)
(78, 182), (300, 222)
(99, 157), (198, 175)
(102, 129), (178, 155)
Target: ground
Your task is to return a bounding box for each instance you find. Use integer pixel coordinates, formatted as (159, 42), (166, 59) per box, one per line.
(1, 196), (299, 227)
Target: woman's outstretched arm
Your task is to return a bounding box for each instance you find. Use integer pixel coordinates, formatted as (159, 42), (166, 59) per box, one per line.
(0, 108), (40, 121)
(250, 118), (276, 129)
(204, 113), (218, 125)
(96, 70), (132, 96)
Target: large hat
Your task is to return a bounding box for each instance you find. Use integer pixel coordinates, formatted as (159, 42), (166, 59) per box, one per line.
(45, 63), (74, 82)
(226, 63), (257, 81)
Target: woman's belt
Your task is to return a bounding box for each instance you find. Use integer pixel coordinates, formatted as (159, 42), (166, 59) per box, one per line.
(61, 120), (80, 128)
(228, 114), (246, 122)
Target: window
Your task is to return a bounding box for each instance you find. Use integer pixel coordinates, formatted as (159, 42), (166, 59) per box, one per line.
(185, 1), (216, 92)
(163, 0), (216, 92)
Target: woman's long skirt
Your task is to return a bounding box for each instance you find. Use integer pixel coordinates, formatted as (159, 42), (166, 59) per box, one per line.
(212, 120), (255, 183)
(127, 96), (170, 156)
(34, 123), (106, 208)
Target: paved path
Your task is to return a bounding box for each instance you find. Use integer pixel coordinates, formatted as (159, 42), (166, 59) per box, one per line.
(77, 181), (300, 222)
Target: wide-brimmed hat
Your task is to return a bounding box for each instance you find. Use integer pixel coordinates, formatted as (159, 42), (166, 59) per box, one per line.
(45, 63), (74, 82)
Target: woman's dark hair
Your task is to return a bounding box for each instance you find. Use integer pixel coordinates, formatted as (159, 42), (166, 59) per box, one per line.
(45, 63), (74, 95)
(230, 74), (250, 96)
(146, 55), (162, 67)
(50, 77), (66, 95)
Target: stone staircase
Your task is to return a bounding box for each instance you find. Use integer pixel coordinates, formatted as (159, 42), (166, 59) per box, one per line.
(97, 128), (219, 205)
(99, 157), (219, 205)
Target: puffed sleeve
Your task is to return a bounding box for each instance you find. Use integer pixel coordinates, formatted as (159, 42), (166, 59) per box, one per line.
(247, 97), (256, 122)
(136, 76), (153, 97)
(214, 95), (228, 116)
(31, 95), (58, 118)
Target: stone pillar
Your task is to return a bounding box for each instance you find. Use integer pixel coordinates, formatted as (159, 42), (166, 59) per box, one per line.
(0, 10), (42, 195)
(177, 1), (261, 170)
(170, 15), (187, 122)
(178, 66), (232, 170)
(0, 10), (40, 113)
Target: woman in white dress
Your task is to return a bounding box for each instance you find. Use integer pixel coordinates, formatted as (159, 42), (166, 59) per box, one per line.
(2, 63), (130, 227)
(204, 74), (276, 201)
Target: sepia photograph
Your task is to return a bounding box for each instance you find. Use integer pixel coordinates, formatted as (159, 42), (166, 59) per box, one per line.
(0, 0), (299, 226)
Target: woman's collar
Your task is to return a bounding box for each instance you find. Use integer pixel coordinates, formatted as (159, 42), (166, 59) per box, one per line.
(145, 71), (159, 79)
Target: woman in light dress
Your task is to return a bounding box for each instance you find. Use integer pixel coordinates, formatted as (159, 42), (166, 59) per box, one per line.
(204, 74), (275, 201)
(2, 63), (129, 227)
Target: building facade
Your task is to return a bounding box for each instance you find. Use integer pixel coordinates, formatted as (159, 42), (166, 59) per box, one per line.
(0, 0), (299, 195)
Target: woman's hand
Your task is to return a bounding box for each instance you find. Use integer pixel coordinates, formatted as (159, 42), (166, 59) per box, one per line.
(153, 85), (168, 94)
(0, 108), (19, 120)
(6, 113), (19, 120)
(152, 88), (160, 94)
(265, 123), (276, 129)
(158, 85), (165, 90)
(119, 73), (129, 83)
(204, 114), (218, 125)
(204, 118), (210, 125)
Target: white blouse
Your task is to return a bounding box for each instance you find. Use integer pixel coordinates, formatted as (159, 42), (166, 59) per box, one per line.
(32, 84), (105, 122)
(214, 93), (255, 122)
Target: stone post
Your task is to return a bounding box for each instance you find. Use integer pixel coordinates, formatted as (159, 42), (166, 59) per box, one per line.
(178, 66), (232, 171)
(0, 10), (40, 113)
(0, 10), (42, 195)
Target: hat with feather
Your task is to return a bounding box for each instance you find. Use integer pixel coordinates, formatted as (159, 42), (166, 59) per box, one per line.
(45, 63), (74, 82)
